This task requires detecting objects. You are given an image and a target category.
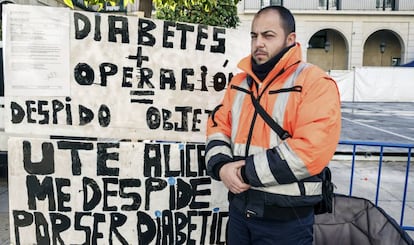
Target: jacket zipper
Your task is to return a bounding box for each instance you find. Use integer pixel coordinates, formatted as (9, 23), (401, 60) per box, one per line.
(243, 61), (300, 155)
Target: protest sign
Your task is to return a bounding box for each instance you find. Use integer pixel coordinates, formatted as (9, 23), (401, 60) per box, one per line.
(8, 137), (228, 244)
(4, 4), (248, 143)
(3, 4), (249, 244)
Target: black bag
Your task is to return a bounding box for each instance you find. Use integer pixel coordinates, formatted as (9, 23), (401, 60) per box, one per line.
(314, 167), (334, 214)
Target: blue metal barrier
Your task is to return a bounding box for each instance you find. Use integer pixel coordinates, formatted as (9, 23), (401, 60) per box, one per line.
(338, 140), (414, 232)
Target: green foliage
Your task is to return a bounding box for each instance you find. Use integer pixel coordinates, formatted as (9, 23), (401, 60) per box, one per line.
(154, 0), (241, 28)
(67, 0), (134, 11)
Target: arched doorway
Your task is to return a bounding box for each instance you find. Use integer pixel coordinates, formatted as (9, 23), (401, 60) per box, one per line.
(307, 29), (348, 71)
(363, 30), (402, 66)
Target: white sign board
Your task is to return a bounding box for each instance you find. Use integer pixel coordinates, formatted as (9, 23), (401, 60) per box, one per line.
(3, 4), (250, 245)
(3, 4), (248, 143)
(2, 5), (70, 96)
(8, 137), (228, 244)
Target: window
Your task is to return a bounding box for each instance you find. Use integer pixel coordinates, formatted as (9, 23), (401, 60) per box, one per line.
(319, 0), (326, 7)
(391, 57), (401, 66)
(319, 0), (337, 10)
(308, 31), (327, 49)
(261, 0), (282, 7)
(270, 0), (282, 5)
(376, 0), (394, 9)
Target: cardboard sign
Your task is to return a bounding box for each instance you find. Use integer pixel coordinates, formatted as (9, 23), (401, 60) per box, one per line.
(8, 137), (228, 244)
(4, 4), (248, 143)
(3, 4), (250, 244)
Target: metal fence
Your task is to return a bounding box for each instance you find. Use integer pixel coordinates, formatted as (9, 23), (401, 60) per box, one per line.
(338, 140), (414, 232)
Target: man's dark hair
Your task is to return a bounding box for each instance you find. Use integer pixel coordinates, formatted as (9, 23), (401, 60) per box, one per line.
(255, 5), (296, 35)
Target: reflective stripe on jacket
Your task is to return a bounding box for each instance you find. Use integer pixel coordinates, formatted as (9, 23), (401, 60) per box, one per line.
(205, 43), (341, 216)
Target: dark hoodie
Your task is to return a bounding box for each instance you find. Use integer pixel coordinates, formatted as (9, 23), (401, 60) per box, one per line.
(251, 44), (294, 81)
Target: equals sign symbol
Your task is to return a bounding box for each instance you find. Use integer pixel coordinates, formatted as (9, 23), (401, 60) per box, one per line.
(130, 90), (154, 104)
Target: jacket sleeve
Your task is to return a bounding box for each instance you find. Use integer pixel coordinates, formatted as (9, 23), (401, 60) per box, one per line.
(242, 71), (341, 186)
(205, 81), (236, 181)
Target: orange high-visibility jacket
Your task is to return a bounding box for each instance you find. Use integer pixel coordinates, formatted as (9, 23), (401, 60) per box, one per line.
(205, 43), (341, 214)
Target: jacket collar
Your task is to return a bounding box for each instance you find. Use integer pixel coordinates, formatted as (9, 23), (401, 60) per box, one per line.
(238, 42), (303, 85)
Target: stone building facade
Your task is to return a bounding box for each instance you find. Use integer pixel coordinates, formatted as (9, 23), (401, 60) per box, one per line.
(237, 0), (414, 71)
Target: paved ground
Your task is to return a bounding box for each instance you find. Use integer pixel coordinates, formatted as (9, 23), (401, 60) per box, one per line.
(329, 159), (414, 239)
(1, 102), (414, 244)
(339, 102), (414, 147)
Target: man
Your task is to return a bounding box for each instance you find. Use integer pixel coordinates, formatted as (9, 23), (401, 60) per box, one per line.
(205, 6), (341, 244)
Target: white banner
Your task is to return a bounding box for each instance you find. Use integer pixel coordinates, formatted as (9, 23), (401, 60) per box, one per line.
(3, 4), (248, 143)
(8, 137), (228, 244)
(2, 4), (250, 244)
(332, 67), (414, 102)
(354, 67), (414, 102)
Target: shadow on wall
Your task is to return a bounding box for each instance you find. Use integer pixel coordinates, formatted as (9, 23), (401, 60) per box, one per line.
(0, 153), (7, 178)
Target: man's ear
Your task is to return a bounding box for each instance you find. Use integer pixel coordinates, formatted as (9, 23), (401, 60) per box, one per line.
(286, 32), (296, 46)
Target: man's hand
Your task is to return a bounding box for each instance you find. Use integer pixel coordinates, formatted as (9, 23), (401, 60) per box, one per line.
(219, 160), (250, 194)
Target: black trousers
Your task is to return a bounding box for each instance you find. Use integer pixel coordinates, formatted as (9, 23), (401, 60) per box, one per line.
(226, 205), (314, 245)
